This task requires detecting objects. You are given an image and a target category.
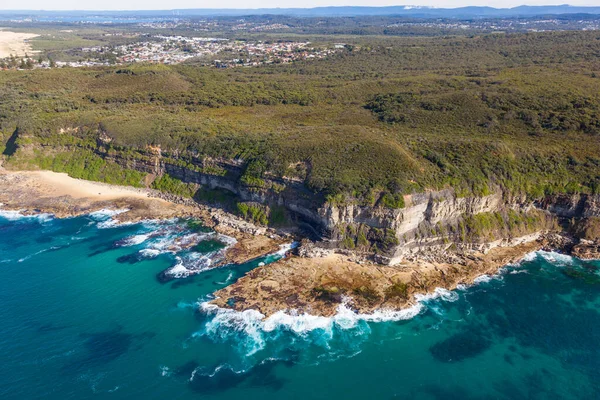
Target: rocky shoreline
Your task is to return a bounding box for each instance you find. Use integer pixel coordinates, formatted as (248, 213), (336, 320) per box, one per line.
(210, 237), (536, 317)
(0, 169), (286, 269)
(3, 168), (600, 319)
(210, 232), (600, 318)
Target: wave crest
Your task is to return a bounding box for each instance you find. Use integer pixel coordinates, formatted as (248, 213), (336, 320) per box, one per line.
(0, 209), (54, 222)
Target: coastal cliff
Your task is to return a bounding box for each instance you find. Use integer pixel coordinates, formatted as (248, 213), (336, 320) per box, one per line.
(4, 132), (600, 317)
(6, 132), (600, 263)
(100, 144), (600, 264)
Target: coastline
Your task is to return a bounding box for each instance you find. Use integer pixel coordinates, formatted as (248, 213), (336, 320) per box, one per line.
(0, 169), (283, 266)
(210, 239), (544, 318)
(2, 168), (597, 320)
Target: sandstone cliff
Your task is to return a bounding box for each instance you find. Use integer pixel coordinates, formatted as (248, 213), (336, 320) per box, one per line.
(7, 134), (600, 262)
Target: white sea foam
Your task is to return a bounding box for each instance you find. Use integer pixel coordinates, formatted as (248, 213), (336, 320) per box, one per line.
(139, 249), (161, 258)
(177, 300), (200, 310)
(263, 309), (333, 333)
(415, 287), (460, 303)
(195, 247), (559, 357)
(537, 250), (576, 266)
(119, 234), (151, 246)
(473, 274), (493, 284)
(273, 241), (299, 258)
(199, 304), (267, 355)
(509, 270), (529, 275)
(217, 234), (237, 247)
(165, 257), (192, 279)
(521, 251), (539, 263)
(18, 247), (50, 263)
(88, 208), (130, 229)
(199, 295), (424, 341)
(216, 271), (234, 285)
(144, 231), (210, 254)
(163, 252), (216, 278)
(0, 209), (54, 222)
(88, 208), (129, 219)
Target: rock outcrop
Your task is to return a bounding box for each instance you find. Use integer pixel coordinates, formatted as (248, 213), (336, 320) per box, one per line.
(11, 137), (600, 265)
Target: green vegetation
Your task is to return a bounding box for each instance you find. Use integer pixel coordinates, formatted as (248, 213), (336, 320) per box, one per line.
(268, 205), (289, 227)
(380, 192), (405, 209)
(457, 210), (557, 242)
(312, 286), (344, 303)
(10, 147), (145, 187)
(3, 31), (600, 206)
(236, 202), (269, 225)
(194, 187), (238, 208)
(570, 217), (600, 241)
(339, 223), (399, 253)
(352, 285), (382, 306)
(151, 174), (196, 197)
(185, 219), (213, 233)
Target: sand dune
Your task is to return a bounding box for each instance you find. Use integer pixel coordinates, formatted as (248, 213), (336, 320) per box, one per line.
(0, 30), (39, 58)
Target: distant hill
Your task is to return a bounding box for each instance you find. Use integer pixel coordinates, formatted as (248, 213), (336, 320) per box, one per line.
(173, 5), (600, 18)
(3, 5), (600, 19)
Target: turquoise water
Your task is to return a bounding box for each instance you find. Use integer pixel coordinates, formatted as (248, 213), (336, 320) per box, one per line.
(1, 211), (600, 399)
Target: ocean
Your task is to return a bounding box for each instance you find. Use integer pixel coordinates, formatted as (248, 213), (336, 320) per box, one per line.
(1, 210), (599, 399)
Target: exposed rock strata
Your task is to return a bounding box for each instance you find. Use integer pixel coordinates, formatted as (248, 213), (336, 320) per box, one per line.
(211, 238), (545, 317)
(571, 239), (600, 260)
(98, 146), (600, 266)
(12, 140), (600, 267)
(6, 140), (600, 317)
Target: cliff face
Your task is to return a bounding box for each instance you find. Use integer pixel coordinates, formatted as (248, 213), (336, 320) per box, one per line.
(537, 193), (600, 219)
(12, 138), (600, 263)
(103, 147), (600, 262)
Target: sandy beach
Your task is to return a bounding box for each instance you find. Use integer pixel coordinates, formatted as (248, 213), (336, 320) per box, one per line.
(0, 29), (39, 58)
(0, 169), (199, 221)
(24, 170), (152, 201)
(0, 168), (283, 265)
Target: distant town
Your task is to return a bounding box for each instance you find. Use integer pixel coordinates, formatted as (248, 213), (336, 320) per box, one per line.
(2, 10), (600, 70)
(0, 34), (343, 70)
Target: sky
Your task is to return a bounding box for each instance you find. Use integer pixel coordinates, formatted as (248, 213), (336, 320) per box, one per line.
(0, 0), (599, 10)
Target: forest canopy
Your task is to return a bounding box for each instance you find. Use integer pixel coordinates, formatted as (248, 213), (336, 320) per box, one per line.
(2, 31), (600, 202)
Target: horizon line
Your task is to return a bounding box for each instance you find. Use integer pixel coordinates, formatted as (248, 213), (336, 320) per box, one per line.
(0, 4), (597, 12)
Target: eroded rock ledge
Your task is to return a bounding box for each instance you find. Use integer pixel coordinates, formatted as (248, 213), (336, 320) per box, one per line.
(211, 237), (547, 317)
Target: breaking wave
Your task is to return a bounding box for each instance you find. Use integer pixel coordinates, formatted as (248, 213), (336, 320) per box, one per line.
(193, 257), (538, 363)
(537, 250), (577, 266)
(415, 287), (460, 303)
(88, 208), (130, 219)
(0, 208), (54, 223)
(88, 208), (131, 229)
(195, 296), (424, 358)
(117, 234), (151, 247)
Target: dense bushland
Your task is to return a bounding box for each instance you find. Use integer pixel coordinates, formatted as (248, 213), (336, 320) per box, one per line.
(2, 31), (600, 205)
